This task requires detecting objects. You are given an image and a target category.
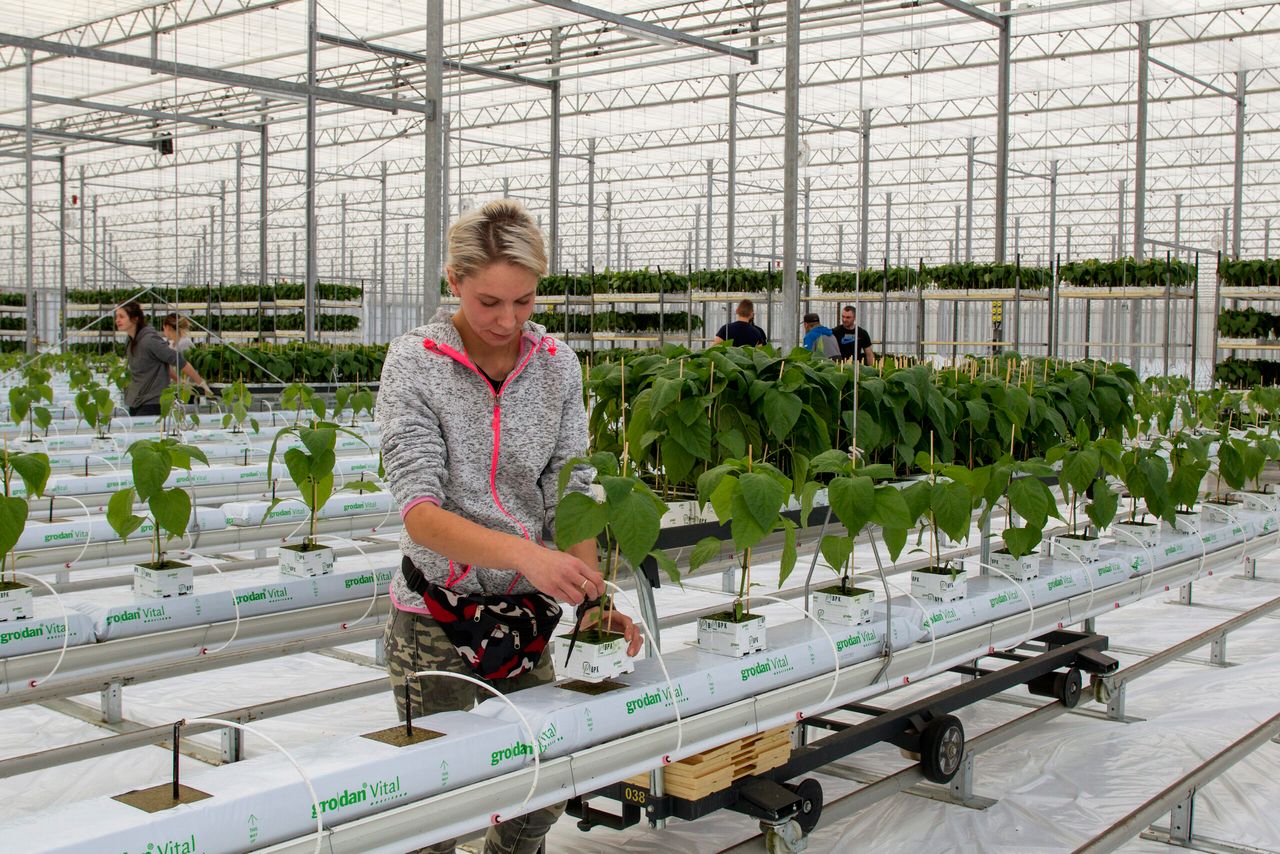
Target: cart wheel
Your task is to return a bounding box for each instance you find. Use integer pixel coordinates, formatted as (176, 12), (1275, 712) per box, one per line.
(919, 714), (965, 784)
(1057, 667), (1083, 708)
(784, 778), (823, 834)
(763, 820), (807, 854)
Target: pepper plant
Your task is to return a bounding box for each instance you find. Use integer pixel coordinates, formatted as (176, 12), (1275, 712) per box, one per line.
(1046, 429), (1123, 537)
(219, 380), (259, 434)
(0, 448), (50, 587)
(74, 381), (115, 439)
(282, 381), (325, 426)
(8, 369), (53, 443)
(106, 438), (209, 568)
(263, 422), (379, 549)
(334, 382), (375, 427)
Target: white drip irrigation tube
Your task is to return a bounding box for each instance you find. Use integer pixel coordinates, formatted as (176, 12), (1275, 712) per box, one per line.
(407, 670), (543, 815)
(1179, 513), (1211, 581)
(971, 560), (1038, 652)
(679, 582), (842, 717)
(184, 717), (324, 854)
(310, 533), (380, 629)
(13, 570), (71, 687)
(46, 494), (96, 569)
(1108, 525), (1161, 600)
(1048, 536), (1100, 617)
(182, 551), (242, 655)
(1208, 502), (1255, 565)
(85, 454), (118, 474)
(876, 576), (940, 686)
(601, 580), (683, 762)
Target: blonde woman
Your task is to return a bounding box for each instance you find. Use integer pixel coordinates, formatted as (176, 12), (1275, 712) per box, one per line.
(377, 199), (642, 853)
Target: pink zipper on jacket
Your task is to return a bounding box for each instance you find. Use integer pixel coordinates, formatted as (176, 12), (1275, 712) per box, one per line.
(422, 332), (556, 592)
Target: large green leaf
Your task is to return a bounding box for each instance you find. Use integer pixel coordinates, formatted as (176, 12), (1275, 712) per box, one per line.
(1217, 441), (1245, 491)
(106, 488), (145, 543)
(150, 487), (192, 541)
(1061, 447), (1101, 496)
(931, 480), (973, 543)
(1085, 479), (1119, 531)
(1001, 525), (1042, 559)
(820, 534), (853, 574)
(9, 452), (49, 499)
(872, 485), (915, 530)
(709, 474), (738, 524)
(299, 426), (337, 458)
(828, 475), (875, 538)
(609, 488), (663, 567)
(762, 388), (802, 441)
(778, 521), (798, 586)
(689, 536), (723, 574)
(1008, 475), (1052, 528)
(736, 472), (786, 533)
(0, 495), (28, 562)
(881, 526), (908, 562)
(283, 447), (311, 493)
(553, 491), (608, 550)
(130, 443), (169, 502)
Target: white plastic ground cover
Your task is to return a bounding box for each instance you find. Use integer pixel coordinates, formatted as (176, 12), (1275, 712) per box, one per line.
(16, 506), (227, 553)
(0, 710), (524, 854)
(2, 511), (1271, 853)
(67, 562), (397, 643)
(222, 492), (396, 527)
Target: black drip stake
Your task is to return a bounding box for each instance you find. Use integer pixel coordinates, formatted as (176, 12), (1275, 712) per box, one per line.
(404, 681), (413, 739)
(172, 720), (182, 801)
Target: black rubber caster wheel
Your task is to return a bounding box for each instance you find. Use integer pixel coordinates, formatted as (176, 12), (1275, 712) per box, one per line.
(919, 714), (965, 784)
(1057, 667), (1083, 708)
(784, 778), (823, 834)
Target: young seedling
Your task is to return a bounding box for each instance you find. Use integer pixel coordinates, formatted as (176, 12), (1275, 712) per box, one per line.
(74, 380), (116, 450)
(263, 421), (379, 577)
(8, 368), (53, 447)
(0, 446), (50, 620)
(107, 438), (210, 598)
(219, 380), (259, 438)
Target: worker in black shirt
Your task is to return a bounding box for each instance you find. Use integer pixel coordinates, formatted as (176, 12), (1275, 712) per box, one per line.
(713, 298), (768, 347)
(834, 304), (875, 365)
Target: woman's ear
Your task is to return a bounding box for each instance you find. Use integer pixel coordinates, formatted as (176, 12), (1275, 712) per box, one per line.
(445, 270), (460, 297)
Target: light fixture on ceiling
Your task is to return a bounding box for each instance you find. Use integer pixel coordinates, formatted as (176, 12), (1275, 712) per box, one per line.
(616, 23), (684, 50)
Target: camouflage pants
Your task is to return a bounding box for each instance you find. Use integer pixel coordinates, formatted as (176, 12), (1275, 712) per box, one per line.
(384, 606), (563, 854)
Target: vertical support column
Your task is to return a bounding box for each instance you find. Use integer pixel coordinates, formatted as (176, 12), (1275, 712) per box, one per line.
(965, 136), (975, 262)
(1232, 71), (1246, 261)
(1209, 632), (1228, 667)
(727, 73), (738, 269)
(441, 113), (451, 253)
(548, 28), (563, 275)
(860, 109), (871, 270)
(91, 199), (98, 292)
(1133, 20), (1149, 260)
(380, 161), (388, 343)
(1264, 218), (1271, 259)
(586, 138), (596, 272)
(1169, 792), (1195, 844)
(219, 180), (226, 284)
(235, 143), (243, 283)
(884, 193), (892, 268)
(803, 177), (811, 277)
(78, 167), (85, 292)
(303, 0), (318, 340)
(1175, 193), (1183, 257)
(837, 224), (844, 270)
(221, 726), (245, 763)
(605, 191), (612, 270)
(24, 49), (35, 354)
(993, 6), (1011, 265)
(953, 205), (961, 264)
(705, 158), (714, 271)
(340, 194), (348, 283)
(1048, 161), (1058, 358)
(259, 125), (269, 288)
(58, 155), (66, 351)
(422, 0), (443, 326)
(780, 0), (800, 349)
(694, 204), (702, 269)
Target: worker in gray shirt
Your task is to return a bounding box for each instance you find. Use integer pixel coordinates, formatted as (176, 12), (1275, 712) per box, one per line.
(114, 301), (211, 416)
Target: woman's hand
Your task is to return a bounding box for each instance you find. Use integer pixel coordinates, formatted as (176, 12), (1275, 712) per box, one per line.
(519, 542), (604, 606)
(577, 605), (644, 657)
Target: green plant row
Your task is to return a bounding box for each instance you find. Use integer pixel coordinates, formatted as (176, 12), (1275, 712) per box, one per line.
(814, 264), (1053, 293)
(1058, 257), (1198, 288)
(186, 342), (388, 384)
(68, 313), (360, 333)
(0, 293), (25, 307)
(446, 268), (812, 297)
(1217, 308), (1280, 339)
(1214, 358), (1280, 388)
(587, 347), (1143, 495)
(532, 310), (702, 335)
(0, 317), (25, 330)
(65, 282), (364, 306)
(1218, 258), (1280, 288)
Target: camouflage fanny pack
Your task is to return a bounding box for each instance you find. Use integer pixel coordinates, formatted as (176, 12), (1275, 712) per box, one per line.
(402, 556), (562, 681)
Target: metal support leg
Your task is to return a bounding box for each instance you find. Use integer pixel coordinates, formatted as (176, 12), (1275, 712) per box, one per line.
(374, 639), (387, 667)
(1243, 556), (1256, 579)
(1082, 617), (1096, 633)
(1106, 680), (1127, 722)
(100, 680), (123, 723)
(1209, 632), (1228, 667)
(221, 725), (245, 763)
(1168, 789), (1195, 844)
(1179, 583), (1193, 606)
(950, 753), (975, 803)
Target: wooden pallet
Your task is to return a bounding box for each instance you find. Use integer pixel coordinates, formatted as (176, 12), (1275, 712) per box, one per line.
(626, 725), (794, 801)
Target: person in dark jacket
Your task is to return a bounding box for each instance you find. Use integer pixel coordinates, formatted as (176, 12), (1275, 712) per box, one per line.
(115, 301), (211, 416)
(713, 298), (768, 346)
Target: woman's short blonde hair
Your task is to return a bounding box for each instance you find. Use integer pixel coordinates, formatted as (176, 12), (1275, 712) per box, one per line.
(446, 198), (547, 282)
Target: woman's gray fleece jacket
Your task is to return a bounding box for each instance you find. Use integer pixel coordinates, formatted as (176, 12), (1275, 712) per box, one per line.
(376, 307), (593, 609)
